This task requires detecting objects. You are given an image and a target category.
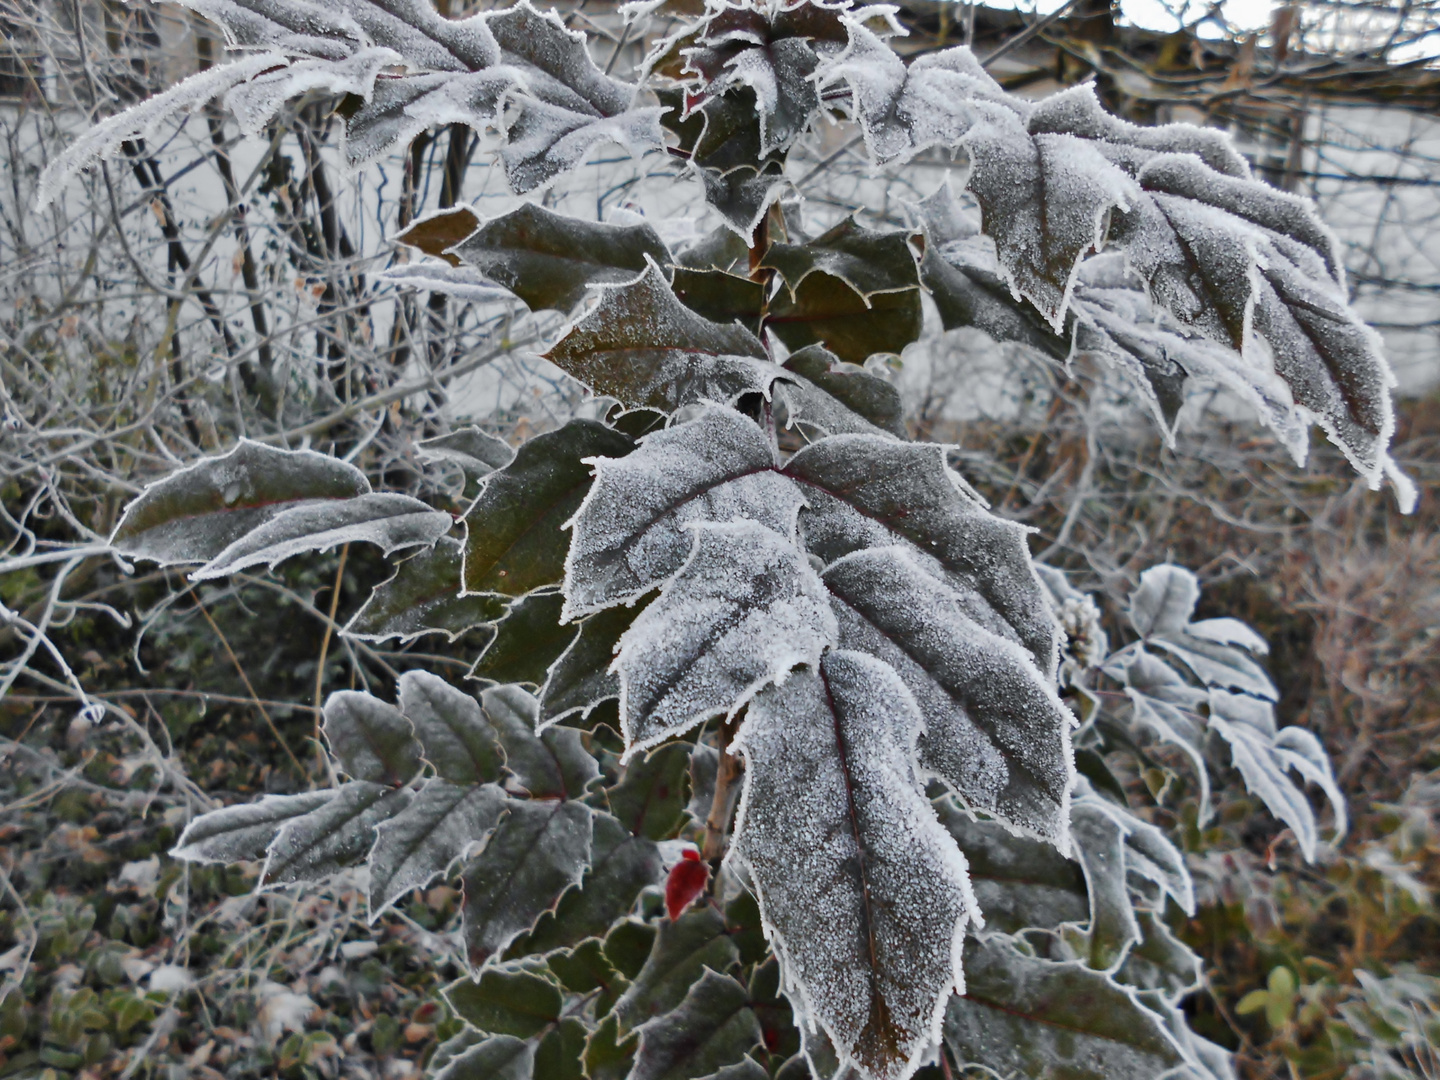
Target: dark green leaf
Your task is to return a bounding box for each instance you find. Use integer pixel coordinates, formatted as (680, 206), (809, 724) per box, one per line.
(539, 602), (645, 727)
(615, 906), (741, 1033)
(920, 241), (1065, 355)
(670, 268), (764, 336)
(344, 539), (507, 643)
(462, 420), (634, 597)
(322, 691), (423, 786)
(723, 891), (769, 968)
(1116, 911), (1202, 1002)
(462, 799), (594, 968)
(747, 959), (799, 1064)
(515, 814), (664, 956)
(934, 800), (1087, 936)
(483, 686), (599, 801)
(766, 272), (922, 365)
(111, 440), (369, 567)
(534, 1017), (589, 1080)
(399, 670), (504, 785)
(777, 343), (905, 437)
(629, 970), (763, 1080)
(449, 203), (670, 312)
(469, 592), (575, 688)
(606, 742), (691, 841)
(418, 427), (517, 489)
(446, 968), (562, 1038)
(604, 920), (658, 981)
(584, 1013), (639, 1080)
(674, 226), (748, 273)
(545, 263), (779, 412)
(759, 218), (919, 302)
(547, 938), (626, 999)
(945, 936), (1188, 1080)
(262, 781), (411, 887)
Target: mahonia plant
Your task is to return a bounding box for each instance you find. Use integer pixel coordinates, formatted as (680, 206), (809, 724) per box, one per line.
(48, 0), (1393, 1076)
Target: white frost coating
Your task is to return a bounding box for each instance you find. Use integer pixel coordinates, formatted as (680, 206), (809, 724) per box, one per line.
(499, 100), (668, 194)
(562, 406), (804, 620)
(1184, 617), (1270, 655)
(821, 545), (1075, 848)
(110, 438), (372, 567)
(1208, 715), (1322, 861)
(224, 48), (401, 135)
(730, 651), (979, 1080)
(614, 520), (837, 758)
(1128, 565), (1200, 639)
(377, 263), (514, 305)
(367, 779), (507, 920)
(35, 54), (279, 210)
(261, 781), (412, 888)
(190, 493), (453, 581)
(172, 790), (338, 864)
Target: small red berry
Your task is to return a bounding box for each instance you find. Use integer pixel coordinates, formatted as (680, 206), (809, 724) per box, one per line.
(665, 849), (709, 921)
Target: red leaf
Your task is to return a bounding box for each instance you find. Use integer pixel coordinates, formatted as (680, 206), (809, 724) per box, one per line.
(665, 850), (709, 921)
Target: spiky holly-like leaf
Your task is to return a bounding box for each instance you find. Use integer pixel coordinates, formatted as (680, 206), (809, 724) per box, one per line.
(546, 263), (778, 412)
(732, 651), (978, 1080)
(944, 936), (1191, 1080)
(345, 540), (508, 643)
(172, 792), (339, 865)
(615, 905), (741, 1032)
(462, 420), (634, 598)
(447, 968), (563, 1038)
(456, 204), (668, 312)
(629, 969), (765, 1080)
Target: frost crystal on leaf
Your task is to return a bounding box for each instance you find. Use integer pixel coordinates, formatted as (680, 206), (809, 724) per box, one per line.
(615, 519), (837, 754)
(731, 650), (979, 1080)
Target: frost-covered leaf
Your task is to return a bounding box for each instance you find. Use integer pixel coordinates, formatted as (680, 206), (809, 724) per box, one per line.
(483, 685), (599, 800)
(1128, 565), (1200, 639)
(614, 520), (836, 754)
(447, 967), (562, 1037)
(935, 801), (1087, 935)
(586, 1014), (639, 1080)
(418, 426), (517, 486)
(399, 671), (505, 786)
(920, 236), (1065, 358)
(538, 602), (645, 728)
(1116, 911), (1203, 1003)
(822, 546), (1074, 844)
(776, 344), (905, 438)
(111, 440), (369, 568)
(369, 780), (507, 918)
(470, 592), (576, 687)
(606, 742), (691, 841)
(463, 421), (633, 598)
(191, 493), (451, 581)
(323, 690), (423, 786)
(563, 406), (803, 619)
(513, 812), (664, 955)
(944, 935), (1189, 1080)
(678, 0), (849, 157)
(615, 905), (741, 1032)
(47, 0), (666, 202)
(172, 791), (338, 865)
(1209, 714), (1326, 860)
(731, 651), (978, 1080)
(786, 434), (1058, 672)
(547, 938), (625, 998)
(447, 203), (670, 312)
(546, 263), (778, 411)
(345, 539), (507, 643)
(629, 969), (763, 1080)
(432, 1033), (535, 1080)
(36, 54), (279, 210)
(462, 798), (594, 968)
(760, 219), (919, 303)
(262, 781), (412, 887)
